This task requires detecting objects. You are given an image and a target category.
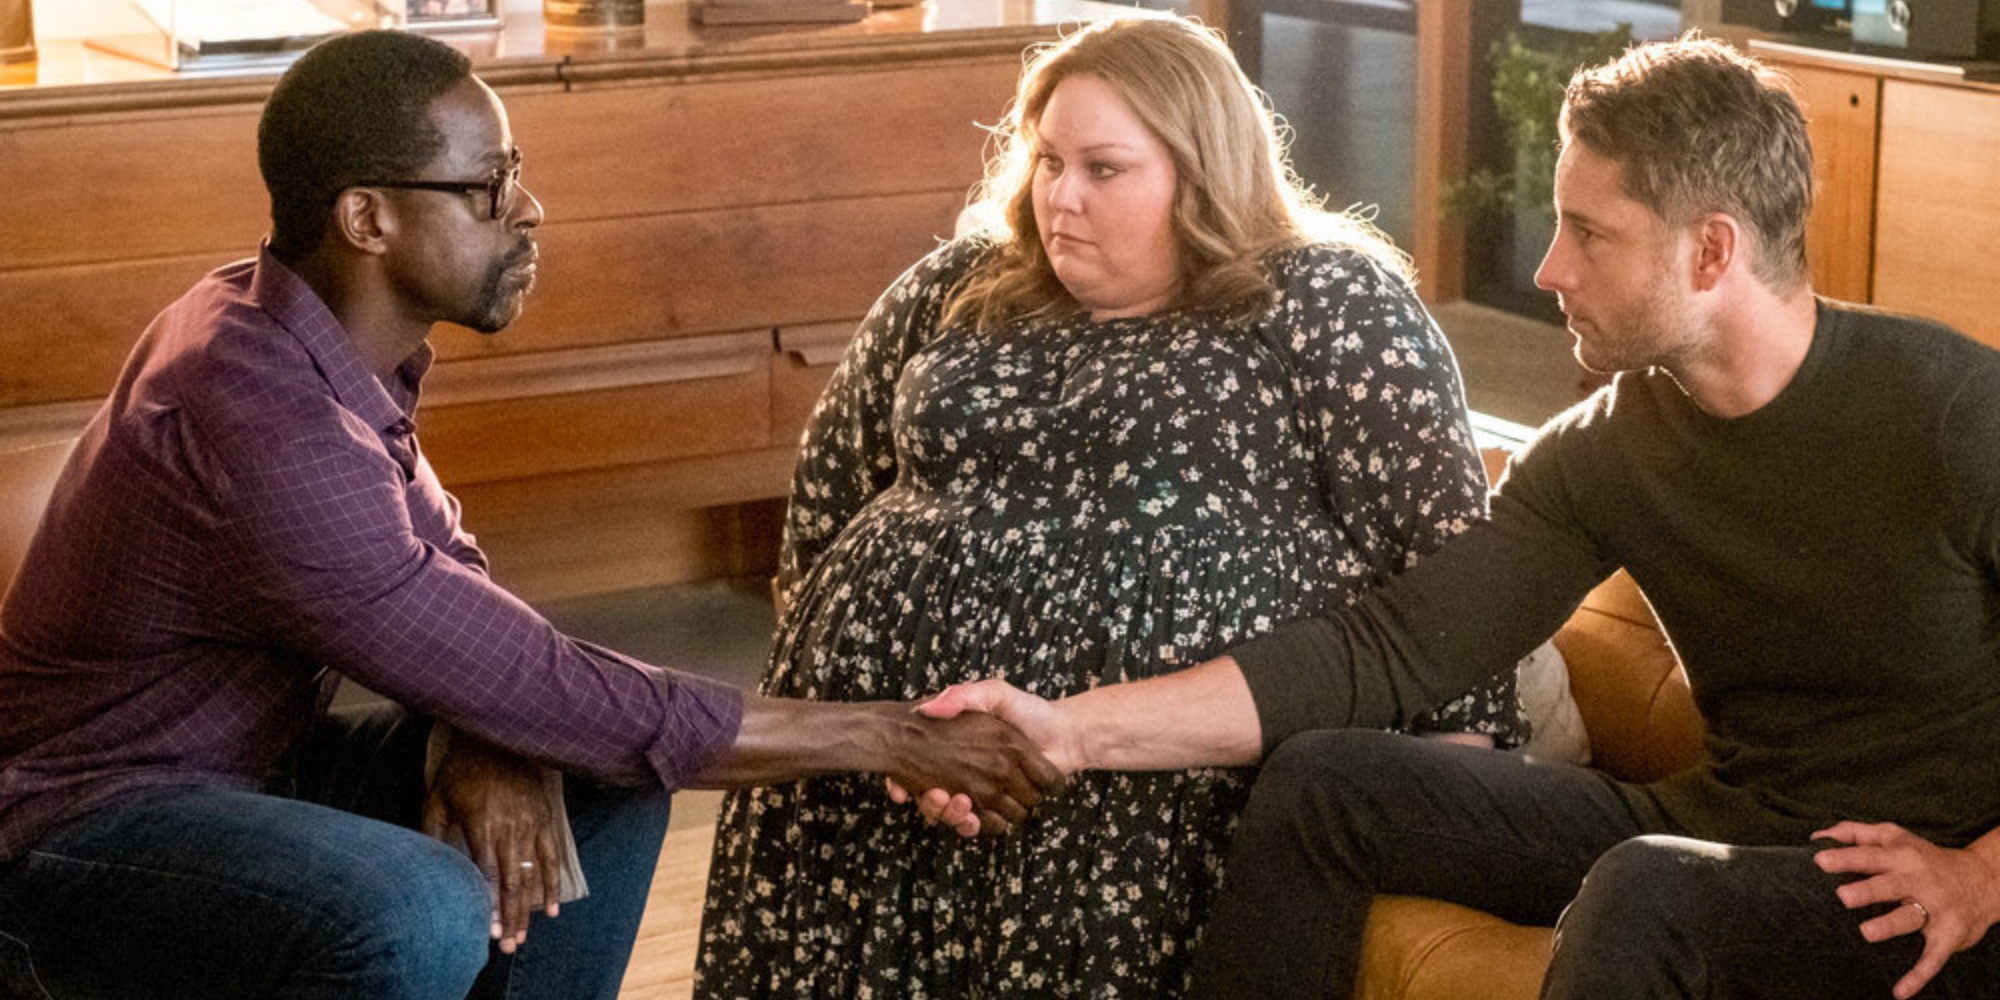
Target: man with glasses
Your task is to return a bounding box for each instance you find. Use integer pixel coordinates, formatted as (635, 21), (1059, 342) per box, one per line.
(0, 29), (1060, 1000)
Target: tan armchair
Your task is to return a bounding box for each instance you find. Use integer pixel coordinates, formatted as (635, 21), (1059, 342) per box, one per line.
(1353, 550), (1704, 1000)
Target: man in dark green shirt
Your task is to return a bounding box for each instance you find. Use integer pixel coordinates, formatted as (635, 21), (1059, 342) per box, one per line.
(906, 36), (2000, 999)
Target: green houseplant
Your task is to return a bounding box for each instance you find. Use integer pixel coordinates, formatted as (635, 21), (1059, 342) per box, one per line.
(1449, 23), (1634, 289)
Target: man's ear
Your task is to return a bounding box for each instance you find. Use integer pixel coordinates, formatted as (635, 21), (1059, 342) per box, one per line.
(1689, 212), (1741, 292)
(329, 188), (394, 256)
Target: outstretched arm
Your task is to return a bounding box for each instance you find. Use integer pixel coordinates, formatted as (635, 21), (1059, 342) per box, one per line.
(1042, 656), (1263, 771)
(891, 659), (1260, 834)
(690, 694), (1068, 836)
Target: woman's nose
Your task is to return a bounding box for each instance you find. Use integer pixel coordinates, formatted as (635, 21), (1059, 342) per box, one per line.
(1045, 170), (1083, 213)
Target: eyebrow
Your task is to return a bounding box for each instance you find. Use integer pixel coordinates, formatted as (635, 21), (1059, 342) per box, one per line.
(1557, 207), (1610, 231)
(1039, 140), (1139, 156)
(470, 145), (514, 170)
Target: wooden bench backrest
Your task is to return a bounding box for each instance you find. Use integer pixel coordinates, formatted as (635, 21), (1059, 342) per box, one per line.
(1, 439), (76, 599)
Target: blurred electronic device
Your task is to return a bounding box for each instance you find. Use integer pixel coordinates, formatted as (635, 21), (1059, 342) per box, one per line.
(1723, 0), (2000, 59)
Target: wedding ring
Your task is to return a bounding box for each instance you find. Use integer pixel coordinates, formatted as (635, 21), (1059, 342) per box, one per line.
(518, 860), (537, 870)
(1907, 900), (1930, 927)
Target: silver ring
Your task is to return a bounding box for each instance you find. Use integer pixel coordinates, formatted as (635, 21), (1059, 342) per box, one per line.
(1907, 900), (1930, 927)
(518, 860), (536, 870)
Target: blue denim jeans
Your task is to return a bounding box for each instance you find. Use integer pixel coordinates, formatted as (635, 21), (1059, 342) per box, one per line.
(0, 705), (669, 1000)
(1187, 729), (2000, 1000)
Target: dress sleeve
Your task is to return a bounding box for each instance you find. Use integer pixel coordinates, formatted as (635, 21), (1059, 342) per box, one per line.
(777, 239), (988, 600)
(1260, 244), (1518, 740)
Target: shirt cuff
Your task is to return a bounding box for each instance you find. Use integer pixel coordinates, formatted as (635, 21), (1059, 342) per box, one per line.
(642, 668), (746, 791)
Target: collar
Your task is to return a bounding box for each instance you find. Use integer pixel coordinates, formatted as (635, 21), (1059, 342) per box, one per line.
(250, 242), (430, 439)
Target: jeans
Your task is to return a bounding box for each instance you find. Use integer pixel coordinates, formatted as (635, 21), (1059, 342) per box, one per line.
(0, 705), (670, 1000)
(1186, 729), (2000, 1000)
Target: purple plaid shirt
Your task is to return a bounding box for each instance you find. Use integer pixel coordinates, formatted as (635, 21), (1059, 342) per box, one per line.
(0, 248), (744, 860)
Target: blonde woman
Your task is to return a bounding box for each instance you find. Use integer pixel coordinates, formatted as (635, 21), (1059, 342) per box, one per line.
(696, 16), (1520, 997)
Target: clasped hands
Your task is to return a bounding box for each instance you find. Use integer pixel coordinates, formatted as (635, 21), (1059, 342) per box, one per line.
(425, 733), (563, 954)
(888, 679), (1079, 837)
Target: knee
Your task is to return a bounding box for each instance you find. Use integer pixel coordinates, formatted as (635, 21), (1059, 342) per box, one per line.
(312, 839), (491, 995)
(1240, 730), (1415, 846)
(568, 778), (670, 858)
(1562, 836), (1735, 943)
(1257, 729), (1404, 794)
(1254, 729), (1432, 812)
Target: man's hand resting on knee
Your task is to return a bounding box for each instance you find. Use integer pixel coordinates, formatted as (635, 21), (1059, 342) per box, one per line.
(1814, 820), (2000, 999)
(424, 733), (564, 955)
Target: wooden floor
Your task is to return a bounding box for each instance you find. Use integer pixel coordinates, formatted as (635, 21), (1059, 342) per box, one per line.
(619, 821), (720, 1000)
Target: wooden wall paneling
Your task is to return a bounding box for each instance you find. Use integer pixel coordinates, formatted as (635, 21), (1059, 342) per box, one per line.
(0, 251), (243, 407)
(476, 497), (773, 603)
(0, 21), (1067, 601)
(0, 173), (964, 406)
(434, 190), (963, 360)
(503, 59), (1016, 224)
(1872, 80), (2000, 348)
(456, 446), (799, 539)
(421, 330), (772, 410)
(0, 400), (100, 452)
(0, 438), (75, 596)
(772, 320), (854, 445)
(416, 342), (773, 486)
(453, 448), (797, 602)
(0, 105), (267, 269)
(1787, 64), (1879, 303)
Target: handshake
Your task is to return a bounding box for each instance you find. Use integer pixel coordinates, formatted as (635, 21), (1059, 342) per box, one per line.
(878, 655), (1265, 834)
(886, 679), (1082, 837)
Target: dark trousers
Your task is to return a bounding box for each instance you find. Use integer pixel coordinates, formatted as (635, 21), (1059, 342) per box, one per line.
(0, 704), (669, 1000)
(1187, 729), (2000, 999)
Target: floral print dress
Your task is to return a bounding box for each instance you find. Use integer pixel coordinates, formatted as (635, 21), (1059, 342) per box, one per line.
(696, 237), (1521, 999)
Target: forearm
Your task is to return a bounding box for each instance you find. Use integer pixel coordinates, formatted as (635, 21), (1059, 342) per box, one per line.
(1058, 656), (1263, 772)
(688, 693), (1063, 835)
(687, 697), (906, 788)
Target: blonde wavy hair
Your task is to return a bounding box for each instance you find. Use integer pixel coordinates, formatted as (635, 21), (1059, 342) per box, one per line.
(943, 16), (1411, 334)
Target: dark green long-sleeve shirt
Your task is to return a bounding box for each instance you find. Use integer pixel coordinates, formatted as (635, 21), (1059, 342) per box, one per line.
(1231, 300), (2000, 846)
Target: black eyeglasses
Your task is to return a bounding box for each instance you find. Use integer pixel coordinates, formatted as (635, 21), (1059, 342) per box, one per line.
(351, 147), (524, 221)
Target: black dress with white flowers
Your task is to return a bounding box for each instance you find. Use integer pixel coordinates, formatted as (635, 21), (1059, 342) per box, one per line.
(695, 237), (1520, 999)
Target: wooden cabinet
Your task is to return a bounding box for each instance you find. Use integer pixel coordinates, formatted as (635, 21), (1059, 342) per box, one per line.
(1871, 79), (2000, 346)
(1787, 62), (1879, 304)
(1760, 43), (2000, 350)
(0, 4), (1102, 601)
